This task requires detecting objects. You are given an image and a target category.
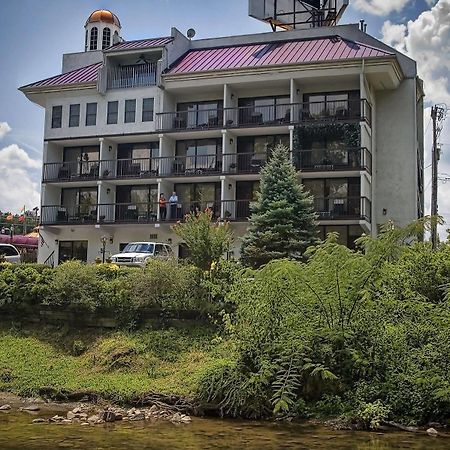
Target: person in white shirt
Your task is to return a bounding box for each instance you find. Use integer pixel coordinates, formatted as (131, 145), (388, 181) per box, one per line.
(169, 191), (178, 219)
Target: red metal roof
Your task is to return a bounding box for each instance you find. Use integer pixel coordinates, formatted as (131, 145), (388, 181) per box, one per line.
(105, 37), (173, 52)
(21, 62), (102, 90)
(168, 36), (393, 75)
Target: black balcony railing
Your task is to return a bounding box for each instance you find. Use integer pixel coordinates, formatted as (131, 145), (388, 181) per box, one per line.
(222, 153), (267, 174)
(157, 109), (223, 132)
(295, 147), (372, 173)
(313, 197), (371, 222)
(41, 205), (98, 225)
(221, 200), (252, 221)
(98, 200), (220, 224)
(224, 104), (292, 128)
(41, 197), (371, 226)
(43, 160), (100, 182)
(107, 63), (158, 90)
(291, 99), (370, 124)
(98, 203), (159, 224)
(157, 99), (372, 132)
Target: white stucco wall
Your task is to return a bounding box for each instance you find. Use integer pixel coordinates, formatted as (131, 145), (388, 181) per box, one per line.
(374, 78), (419, 228)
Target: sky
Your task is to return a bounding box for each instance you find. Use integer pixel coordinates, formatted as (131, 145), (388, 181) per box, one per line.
(0, 0), (449, 236)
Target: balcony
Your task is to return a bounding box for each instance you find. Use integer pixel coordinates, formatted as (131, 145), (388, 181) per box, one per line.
(295, 147), (372, 173)
(41, 205), (98, 225)
(157, 109), (223, 132)
(313, 197), (371, 222)
(222, 153), (266, 174)
(106, 63), (158, 90)
(98, 200), (220, 224)
(41, 197), (371, 226)
(156, 99), (372, 132)
(43, 161), (100, 182)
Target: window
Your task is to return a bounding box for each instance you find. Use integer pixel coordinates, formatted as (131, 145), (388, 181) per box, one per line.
(115, 185), (158, 221)
(85, 103), (97, 126)
(174, 182), (221, 217)
(318, 225), (363, 249)
(0, 245), (19, 257)
(102, 27), (111, 49)
(85, 30), (88, 52)
(107, 101), (118, 124)
(117, 143), (159, 177)
(69, 104), (80, 127)
(175, 139), (222, 173)
(176, 100), (223, 129)
(304, 91), (360, 119)
(51, 106), (62, 128)
(303, 178), (361, 218)
(63, 146), (100, 178)
(124, 100), (136, 123)
(58, 241), (88, 264)
(237, 135), (289, 172)
(89, 27), (98, 51)
(238, 96), (290, 125)
(142, 98), (154, 122)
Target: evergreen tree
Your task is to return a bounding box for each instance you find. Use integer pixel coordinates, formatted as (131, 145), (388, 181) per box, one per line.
(241, 144), (318, 268)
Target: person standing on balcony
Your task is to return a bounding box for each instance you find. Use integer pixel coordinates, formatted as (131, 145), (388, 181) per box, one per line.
(159, 193), (167, 221)
(169, 191), (178, 220)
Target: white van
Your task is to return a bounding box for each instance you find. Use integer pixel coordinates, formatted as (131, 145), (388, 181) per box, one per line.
(0, 244), (21, 264)
(110, 242), (173, 267)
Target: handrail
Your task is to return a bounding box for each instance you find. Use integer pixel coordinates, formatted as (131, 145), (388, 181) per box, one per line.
(156, 99), (372, 131)
(107, 63), (158, 90)
(43, 251), (55, 268)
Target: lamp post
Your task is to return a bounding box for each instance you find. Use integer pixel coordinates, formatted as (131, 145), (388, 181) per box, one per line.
(100, 235), (108, 263)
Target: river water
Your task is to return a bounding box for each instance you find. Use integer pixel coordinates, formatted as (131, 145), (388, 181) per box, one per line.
(0, 407), (449, 449)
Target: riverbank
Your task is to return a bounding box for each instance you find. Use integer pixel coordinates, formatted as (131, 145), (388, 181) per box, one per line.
(0, 322), (226, 405)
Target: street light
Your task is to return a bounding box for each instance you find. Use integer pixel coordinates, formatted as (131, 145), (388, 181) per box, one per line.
(100, 235), (108, 263)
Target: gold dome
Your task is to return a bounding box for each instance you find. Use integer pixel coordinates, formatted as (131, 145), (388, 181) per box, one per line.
(85, 10), (121, 28)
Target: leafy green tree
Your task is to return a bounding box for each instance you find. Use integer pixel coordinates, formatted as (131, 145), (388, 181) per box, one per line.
(172, 209), (233, 271)
(241, 144), (318, 268)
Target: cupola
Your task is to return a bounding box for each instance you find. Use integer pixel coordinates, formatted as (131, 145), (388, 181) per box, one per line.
(84, 9), (122, 52)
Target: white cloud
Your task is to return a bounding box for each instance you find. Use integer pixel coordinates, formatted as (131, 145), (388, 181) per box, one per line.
(0, 144), (41, 213)
(352, 0), (412, 16)
(381, 0), (450, 105)
(0, 122), (11, 139)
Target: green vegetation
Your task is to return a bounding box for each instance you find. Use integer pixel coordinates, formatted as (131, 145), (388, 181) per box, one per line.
(0, 259), (237, 318)
(198, 220), (450, 425)
(240, 144), (318, 268)
(1, 219), (450, 428)
(0, 324), (227, 403)
(172, 209), (234, 270)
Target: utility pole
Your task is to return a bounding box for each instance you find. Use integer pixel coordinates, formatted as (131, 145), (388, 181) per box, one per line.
(431, 105), (447, 249)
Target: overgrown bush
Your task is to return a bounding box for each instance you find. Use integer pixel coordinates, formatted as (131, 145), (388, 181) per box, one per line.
(0, 264), (52, 307)
(198, 220), (450, 424)
(128, 259), (205, 310)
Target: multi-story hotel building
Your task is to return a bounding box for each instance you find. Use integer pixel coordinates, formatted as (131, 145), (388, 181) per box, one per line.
(20, 7), (424, 265)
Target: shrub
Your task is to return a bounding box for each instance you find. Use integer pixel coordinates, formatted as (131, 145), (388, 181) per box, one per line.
(172, 210), (234, 270)
(46, 261), (101, 310)
(0, 264), (52, 307)
(128, 259), (204, 310)
(355, 400), (391, 430)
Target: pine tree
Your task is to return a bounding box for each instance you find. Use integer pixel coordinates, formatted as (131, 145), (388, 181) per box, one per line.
(241, 144), (318, 268)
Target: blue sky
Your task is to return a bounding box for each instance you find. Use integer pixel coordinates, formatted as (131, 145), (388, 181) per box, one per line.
(0, 0), (448, 233)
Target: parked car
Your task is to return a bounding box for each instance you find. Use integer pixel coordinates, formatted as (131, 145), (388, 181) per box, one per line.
(110, 242), (173, 267)
(0, 243), (21, 264)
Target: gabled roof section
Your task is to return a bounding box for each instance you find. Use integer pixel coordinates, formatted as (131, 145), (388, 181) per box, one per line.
(105, 37), (173, 53)
(168, 36), (394, 75)
(20, 62), (102, 90)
